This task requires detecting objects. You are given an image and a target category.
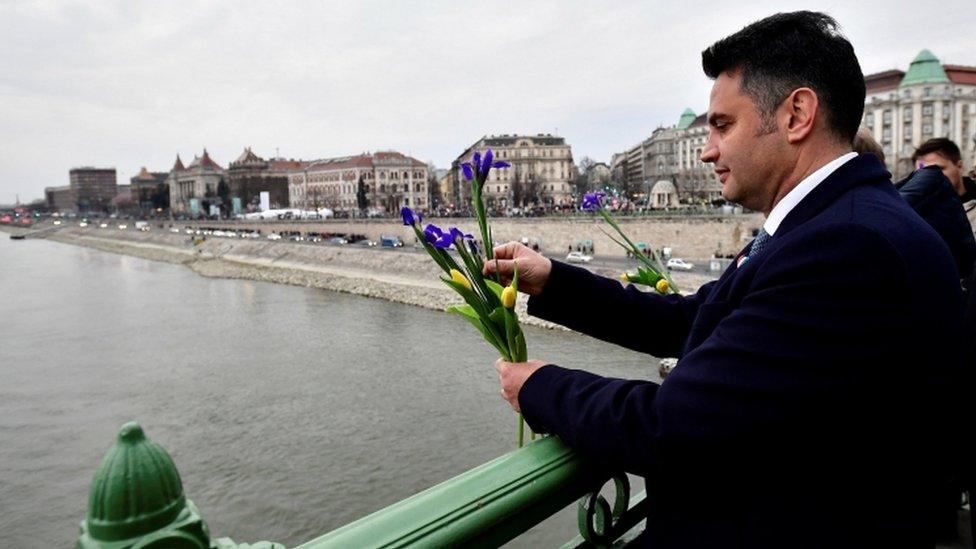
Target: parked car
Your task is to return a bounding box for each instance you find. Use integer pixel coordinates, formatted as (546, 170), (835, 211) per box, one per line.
(566, 251), (593, 263)
(666, 258), (694, 271)
(380, 236), (403, 248)
(329, 236), (348, 245)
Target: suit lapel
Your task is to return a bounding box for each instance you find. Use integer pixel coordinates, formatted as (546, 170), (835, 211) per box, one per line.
(775, 153), (890, 239)
(683, 154), (890, 356)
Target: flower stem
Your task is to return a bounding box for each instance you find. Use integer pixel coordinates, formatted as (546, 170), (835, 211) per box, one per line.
(517, 414), (525, 448)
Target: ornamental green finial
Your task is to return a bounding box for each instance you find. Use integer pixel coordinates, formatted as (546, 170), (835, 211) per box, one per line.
(77, 422), (283, 549)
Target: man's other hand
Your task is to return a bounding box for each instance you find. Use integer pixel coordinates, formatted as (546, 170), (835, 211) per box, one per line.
(482, 242), (552, 296)
(495, 358), (547, 412)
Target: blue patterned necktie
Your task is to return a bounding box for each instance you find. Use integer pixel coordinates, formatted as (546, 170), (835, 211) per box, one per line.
(748, 228), (771, 258)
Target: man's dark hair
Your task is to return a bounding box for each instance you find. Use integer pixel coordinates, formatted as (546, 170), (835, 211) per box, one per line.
(702, 11), (865, 142)
(912, 138), (962, 164)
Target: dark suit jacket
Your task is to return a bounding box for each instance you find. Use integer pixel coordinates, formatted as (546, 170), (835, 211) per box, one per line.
(522, 154), (966, 548)
(896, 165), (976, 278)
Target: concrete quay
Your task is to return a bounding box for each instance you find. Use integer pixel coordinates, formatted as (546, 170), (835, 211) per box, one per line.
(176, 213), (764, 261)
(14, 224), (718, 329)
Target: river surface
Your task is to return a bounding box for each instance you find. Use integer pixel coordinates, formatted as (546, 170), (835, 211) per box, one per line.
(0, 234), (661, 548)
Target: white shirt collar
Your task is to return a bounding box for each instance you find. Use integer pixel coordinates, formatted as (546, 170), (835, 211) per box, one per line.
(763, 152), (858, 235)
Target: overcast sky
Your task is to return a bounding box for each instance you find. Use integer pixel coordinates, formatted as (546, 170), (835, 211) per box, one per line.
(1, 0), (974, 203)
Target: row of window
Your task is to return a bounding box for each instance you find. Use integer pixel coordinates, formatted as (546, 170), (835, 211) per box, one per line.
(865, 102), (964, 126)
(291, 182), (427, 196)
(300, 169), (427, 183)
(874, 87), (976, 103)
(489, 148), (570, 159)
(480, 183), (570, 194)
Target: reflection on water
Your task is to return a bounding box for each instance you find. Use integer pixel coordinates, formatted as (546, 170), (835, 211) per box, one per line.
(0, 236), (659, 547)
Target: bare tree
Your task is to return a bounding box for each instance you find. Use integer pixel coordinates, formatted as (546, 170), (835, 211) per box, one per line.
(426, 161), (442, 211)
(524, 173), (542, 206)
(356, 174), (369, 214)
(510, 171), (525, 208)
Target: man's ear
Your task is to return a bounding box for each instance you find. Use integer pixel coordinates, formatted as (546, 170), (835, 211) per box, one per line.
(783, 87), (819, 144)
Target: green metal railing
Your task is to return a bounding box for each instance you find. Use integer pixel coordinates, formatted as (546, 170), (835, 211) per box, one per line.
(296, 436), (646, 548)
(78, 423), (648, 548)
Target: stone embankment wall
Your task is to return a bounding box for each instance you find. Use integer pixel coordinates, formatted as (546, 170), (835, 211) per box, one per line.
(32, 226), (716, 330)
(180, 214), (763, 260)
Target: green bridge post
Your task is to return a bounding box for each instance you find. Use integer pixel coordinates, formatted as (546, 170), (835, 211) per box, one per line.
(76, 422), (283, 549)
(78, 422), (648, 547)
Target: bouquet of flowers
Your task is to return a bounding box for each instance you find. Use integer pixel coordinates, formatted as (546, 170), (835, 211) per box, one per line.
(401, 150), (533, 446)
(581, 191), (680, 295)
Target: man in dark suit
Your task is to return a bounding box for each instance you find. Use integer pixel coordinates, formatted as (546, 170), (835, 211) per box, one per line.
(485, 12), (966, 548)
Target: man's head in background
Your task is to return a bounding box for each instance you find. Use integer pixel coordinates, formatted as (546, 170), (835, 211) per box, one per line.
(913, 138), (965, 195)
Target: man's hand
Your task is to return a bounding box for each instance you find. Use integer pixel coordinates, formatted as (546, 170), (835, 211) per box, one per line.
(495, 358), (547, 412)
(482, 241), (552, 296)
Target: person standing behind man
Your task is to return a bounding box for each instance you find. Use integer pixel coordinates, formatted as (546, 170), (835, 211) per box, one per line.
(914, 137), (976, 233)
(487, 12), (965, 548)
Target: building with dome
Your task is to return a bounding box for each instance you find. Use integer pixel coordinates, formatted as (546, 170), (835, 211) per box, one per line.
(863, 50), (976, 178)
(613, 108), (721, 206)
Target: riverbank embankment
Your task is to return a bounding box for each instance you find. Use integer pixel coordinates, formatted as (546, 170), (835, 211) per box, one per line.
(7, 225), (716, 328)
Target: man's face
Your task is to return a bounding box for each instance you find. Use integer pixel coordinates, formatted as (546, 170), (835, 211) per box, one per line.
(917, 152), (964, 194)
(700, 71), (791, 214)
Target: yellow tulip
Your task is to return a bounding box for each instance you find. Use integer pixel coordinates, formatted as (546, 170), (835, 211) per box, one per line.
(450, 269), (472, 291)
(501, 285), (517, 308)
(620, 272), (630, 282)
(655, 279), (670, 294)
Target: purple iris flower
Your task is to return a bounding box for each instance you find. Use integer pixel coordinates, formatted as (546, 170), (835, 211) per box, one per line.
(581, 191), (606, 211)
(424, 223), (455, 249)
(480, 149), (510, 180)
(449, 227), (473, 242)
(461, 148), (511, 182)
(401, 206), (421, 226)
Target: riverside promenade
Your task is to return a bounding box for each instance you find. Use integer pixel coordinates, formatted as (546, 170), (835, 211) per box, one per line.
(7, 220), (724, 327)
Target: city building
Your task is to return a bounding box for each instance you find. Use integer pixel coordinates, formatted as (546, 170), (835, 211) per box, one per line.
(863, 50), (976, 179)
(586, 162), (612, 188)
(129, 167), (169, 213)
(613, 108), (721, 207)
(428, 168), (450, 211)
(227, 148), (303, 212)
(640, 126), (677, 203)
(452, 134), (575, 211)
(672, 110), (720, 203)
(287, 151), (428, 214)
(68, 167), (118, 213)
(167, 150), (226, 216)
(45, 185), (76, 212)
(437, 169), (459, 211)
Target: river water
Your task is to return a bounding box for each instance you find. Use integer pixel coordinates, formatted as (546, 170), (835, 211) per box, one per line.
(0, 234), (661, 548)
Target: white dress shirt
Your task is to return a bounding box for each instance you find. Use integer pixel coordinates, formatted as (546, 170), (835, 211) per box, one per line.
(763, 152), (858, 235)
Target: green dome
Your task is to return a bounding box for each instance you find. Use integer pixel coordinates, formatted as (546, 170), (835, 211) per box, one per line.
(900, 49), (949, 87)
(85, 422), (187, 542)
(677, 108), (697, 130)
